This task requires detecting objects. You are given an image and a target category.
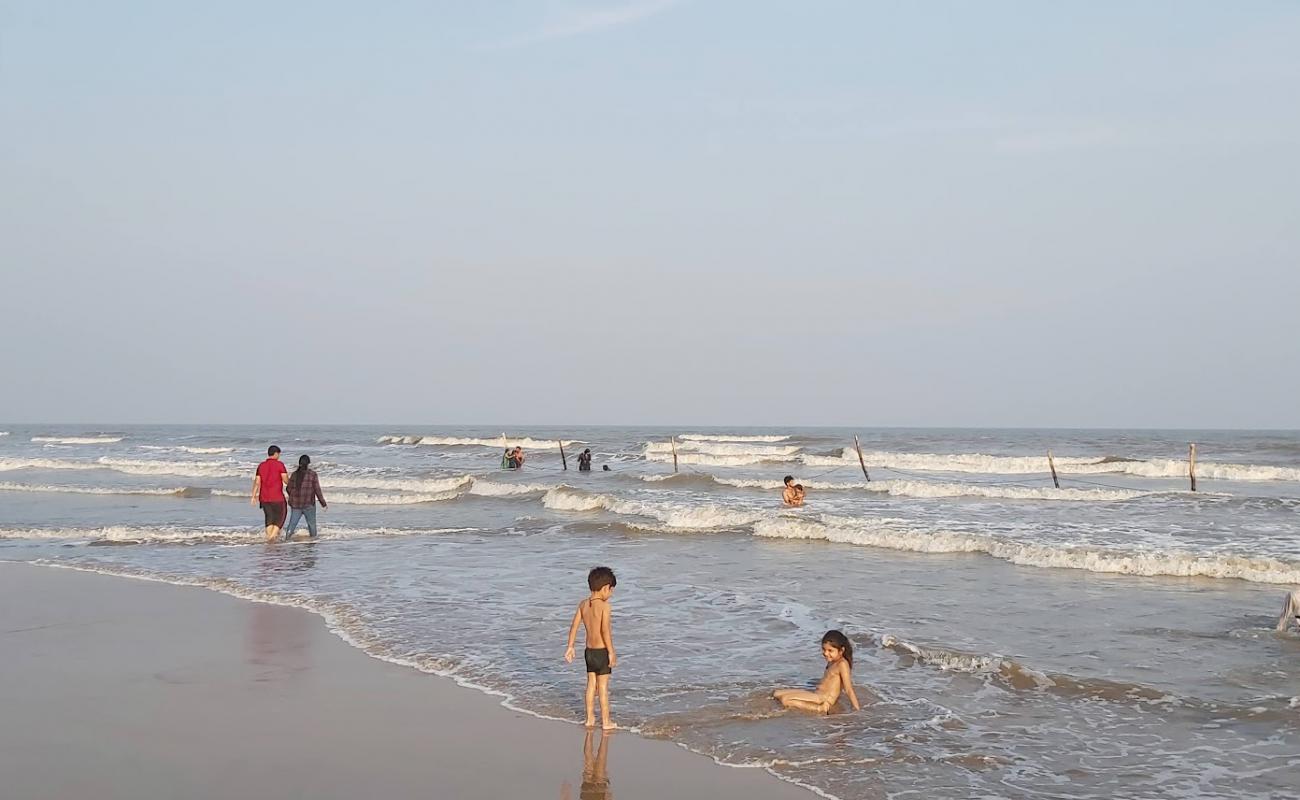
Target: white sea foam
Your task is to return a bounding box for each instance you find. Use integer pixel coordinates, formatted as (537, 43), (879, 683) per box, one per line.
(645, 441), (802, 457)
(95, 457), (247, 478)
(752, 516), (1300, 584)
(0, 524), (475, 544)
(322, 474), (472, 493)
(379, 435), (580, 449)
(0, 456), (241, 478)
(0, 432), (9, 436)
(467, 478), (554, 497)
(31, 436), (124, 445)
(798, 449), (1300, 482)
(646, 451), (799, 467)
(678, 433), (792, 443)
(670, 475), (1148, 502)
(0, 481), (189, 497)
(542, 487), (763, 530)
(179, 446), (236, 454)
(211, 488), (463, 506)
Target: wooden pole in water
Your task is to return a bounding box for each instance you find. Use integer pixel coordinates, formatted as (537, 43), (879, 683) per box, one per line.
(853, 435), (871, 482)
(670, 436), (679, 473)
(1048, 450), (1060, 489)
(1189, 443), (1197, 492)
(558, 440), (568, 471)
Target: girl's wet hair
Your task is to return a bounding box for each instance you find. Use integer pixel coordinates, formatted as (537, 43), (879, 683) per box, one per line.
(822, 629), (853, 667)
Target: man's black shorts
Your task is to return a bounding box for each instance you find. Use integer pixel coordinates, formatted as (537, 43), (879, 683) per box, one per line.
(584, 647), (611, 675)
(261, 501), (286, 527)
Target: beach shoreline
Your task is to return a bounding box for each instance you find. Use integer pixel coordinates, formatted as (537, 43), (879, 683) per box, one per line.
(0, 560), (816, 800)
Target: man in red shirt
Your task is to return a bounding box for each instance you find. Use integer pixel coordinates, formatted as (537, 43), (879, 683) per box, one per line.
(251, 445), (289, 542)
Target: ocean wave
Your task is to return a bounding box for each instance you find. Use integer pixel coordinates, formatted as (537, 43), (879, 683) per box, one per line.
(800, 449), (1300, 482)
(752, 516), (1300, 584)
(678, 433), (792, 443)
(0, 456), (247, 478)
(0, 481), (203, 497)
(95, 457), (247, 478)
(655, 474), (1148, 502)
(379, 435), (580, 449)
(211, 489), (462, 506)
(646, 451), (800, 467)
(31, 436), (124, 445)
(179, 446), (236, 454)
(322, 474), (472, 493)
(0, 524), (477, 544)
(467, 478), (554, 497)
(877, 633), (1298, 719)
(542, 487), (763, 530)
(646, 441), (802, 457)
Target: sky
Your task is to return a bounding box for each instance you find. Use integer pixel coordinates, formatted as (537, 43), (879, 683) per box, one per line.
(2, 1), (1298, 428)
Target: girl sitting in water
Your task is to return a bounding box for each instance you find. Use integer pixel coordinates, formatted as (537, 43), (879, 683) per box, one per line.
(773, 630), (862, 714)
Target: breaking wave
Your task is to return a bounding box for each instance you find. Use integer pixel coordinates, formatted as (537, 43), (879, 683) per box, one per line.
(0, 481), (203, 497)
(379, 435), (580, 449)
(800, 449), (1300, 482)
(542, 487), (763, 530)
(646, 451), (800, 467)
(0, 524), (477, 545)
(646, 441), (802, 457)
(707, 476), (1149, 502)
(678, 433), (792, 443)
(467, 478), (554, 497)
(31, 435), (124, 445)
(179, 446), (236, 454)
(752, 516), (1300, 584)
(0, 456), (246, 478)
(211, 489), (462, 505)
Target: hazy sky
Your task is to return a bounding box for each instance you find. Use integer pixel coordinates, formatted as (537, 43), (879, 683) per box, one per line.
(2, 1), (1298, 427)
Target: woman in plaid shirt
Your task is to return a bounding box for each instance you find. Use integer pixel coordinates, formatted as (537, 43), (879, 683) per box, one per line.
(284, 454), (328, 541)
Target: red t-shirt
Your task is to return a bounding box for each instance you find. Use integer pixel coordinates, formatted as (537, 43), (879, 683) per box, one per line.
(256, 459), (287, 502)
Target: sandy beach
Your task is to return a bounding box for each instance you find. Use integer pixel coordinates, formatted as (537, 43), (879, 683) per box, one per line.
(0, 561), (812, 800)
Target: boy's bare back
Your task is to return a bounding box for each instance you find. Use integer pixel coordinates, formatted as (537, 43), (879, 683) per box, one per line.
(578, 597), (609, 649)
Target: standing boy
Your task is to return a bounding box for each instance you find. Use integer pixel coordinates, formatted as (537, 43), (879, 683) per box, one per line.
(564, 566), (617, 729)
(251, 445), (289, 542)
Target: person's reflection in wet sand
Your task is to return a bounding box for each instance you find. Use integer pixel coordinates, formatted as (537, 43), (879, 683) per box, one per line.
(561, 728), (612, 800)
(246, 545), (318, 682)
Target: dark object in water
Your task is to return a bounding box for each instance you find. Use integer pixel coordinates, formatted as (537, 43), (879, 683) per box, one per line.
(602, 465), (611, 471)
(1095, 455), (1142, 464)
(177, 487), (213, 498)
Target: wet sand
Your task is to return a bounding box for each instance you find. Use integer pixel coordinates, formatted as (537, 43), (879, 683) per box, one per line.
(0, 562), (812, 800)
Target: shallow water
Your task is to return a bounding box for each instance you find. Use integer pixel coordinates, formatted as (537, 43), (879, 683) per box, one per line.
(2, 425), (1298, 798)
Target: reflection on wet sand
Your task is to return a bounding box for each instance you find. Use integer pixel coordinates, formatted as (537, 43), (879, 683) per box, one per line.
(244, 594), (315, 681)
(561, 728), (612, 800)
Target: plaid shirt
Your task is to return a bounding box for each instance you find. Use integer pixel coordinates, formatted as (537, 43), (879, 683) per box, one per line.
(287, 469), (326, 508)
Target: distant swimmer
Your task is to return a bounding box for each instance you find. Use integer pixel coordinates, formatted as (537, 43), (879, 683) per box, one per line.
(782, 475), (804, 507)
(503, 448), (514, 469)
(578, 448), (593, 472)
(284, 454), (327, 541)
(773, 630), (862, 714)
(513, 446), (526, 468)
(1277, 589), (1300, 632)
(602, 464), (611, 472)
(251, 445), (289, 542)
(565, 566), (618, 730)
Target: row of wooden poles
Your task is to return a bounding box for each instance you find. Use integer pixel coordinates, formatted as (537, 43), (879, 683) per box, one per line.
(1047, 443), (1201, 491)
(516, 434), (1204, 493)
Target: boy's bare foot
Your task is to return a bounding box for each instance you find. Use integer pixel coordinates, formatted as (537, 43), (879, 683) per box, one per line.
(585, 717), (596, 728)
(602, 721), (616, 731)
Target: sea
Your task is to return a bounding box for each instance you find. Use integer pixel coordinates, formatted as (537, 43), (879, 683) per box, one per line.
(2, 425), (1298, 799)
